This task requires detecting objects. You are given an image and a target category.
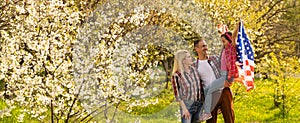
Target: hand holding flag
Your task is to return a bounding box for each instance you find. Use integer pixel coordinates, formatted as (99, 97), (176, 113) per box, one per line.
(218, 24), (228, 34)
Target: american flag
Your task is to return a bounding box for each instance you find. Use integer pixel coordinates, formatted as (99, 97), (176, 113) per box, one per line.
(236, 21), (255, 91)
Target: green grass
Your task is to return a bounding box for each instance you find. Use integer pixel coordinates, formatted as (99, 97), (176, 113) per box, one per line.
(94, 102), (179, 123)
(0, 100), (41, 123)
(1, 78), (300, 122)
(231, 78), (300, 123)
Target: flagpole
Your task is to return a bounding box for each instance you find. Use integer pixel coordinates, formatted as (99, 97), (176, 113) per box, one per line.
(240, 20), (247, 87)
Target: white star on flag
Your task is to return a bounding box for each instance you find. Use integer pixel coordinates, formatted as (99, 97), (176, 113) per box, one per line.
(236, 21), (255, 91)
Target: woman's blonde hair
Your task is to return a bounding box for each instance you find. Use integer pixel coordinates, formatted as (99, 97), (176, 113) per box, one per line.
(172, 50), (189, 75)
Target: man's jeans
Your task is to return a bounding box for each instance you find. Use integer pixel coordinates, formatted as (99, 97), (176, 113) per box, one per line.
(180, 100), (203, 123)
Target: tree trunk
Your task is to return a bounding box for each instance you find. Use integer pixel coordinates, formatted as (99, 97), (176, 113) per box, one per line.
(162, 58), (173, 89)
(162, 60), (169, 89)
(274, 80), (280, 107)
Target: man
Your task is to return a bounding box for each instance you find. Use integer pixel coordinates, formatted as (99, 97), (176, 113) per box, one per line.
(194, 39), (234, 123)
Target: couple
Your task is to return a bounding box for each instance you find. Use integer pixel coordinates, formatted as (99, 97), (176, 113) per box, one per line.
(171, 31), (238, 123)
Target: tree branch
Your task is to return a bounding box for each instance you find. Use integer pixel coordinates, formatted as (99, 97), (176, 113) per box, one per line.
(257, 0), (283, 23)
(110, 102), (121, 123)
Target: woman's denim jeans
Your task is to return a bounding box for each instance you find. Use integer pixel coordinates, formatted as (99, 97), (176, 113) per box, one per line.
(180, 100), (203, 123)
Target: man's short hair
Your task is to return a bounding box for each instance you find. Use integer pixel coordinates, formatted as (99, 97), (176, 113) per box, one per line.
(194, 38), (204, 48)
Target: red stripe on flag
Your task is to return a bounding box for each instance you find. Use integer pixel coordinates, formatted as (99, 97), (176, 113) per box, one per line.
(245, 60), (249, 65)
(250, 65), (254, 71)
(246, 81), (254, 86)
(246, 70), (251, 76)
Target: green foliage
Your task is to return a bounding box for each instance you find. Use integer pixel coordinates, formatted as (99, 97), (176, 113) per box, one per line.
(130, 45), (173, 72)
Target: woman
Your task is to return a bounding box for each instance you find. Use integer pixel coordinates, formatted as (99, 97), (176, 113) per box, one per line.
(198, 32), (239, 121)
(171, 50), (203, 123)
